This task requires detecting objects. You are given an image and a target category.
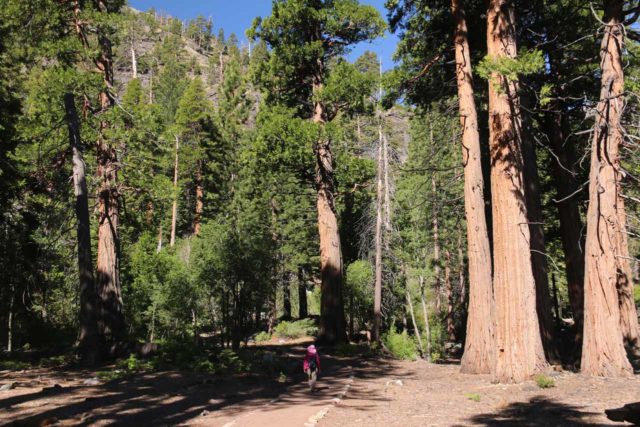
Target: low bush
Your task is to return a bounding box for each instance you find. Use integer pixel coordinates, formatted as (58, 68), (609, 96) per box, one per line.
(464, 392), (481, 402)
(274, 318), (318, 339)
(535, 374), (555, 389)
(383, 328), (418, 360)
(255, 331), (272, 343)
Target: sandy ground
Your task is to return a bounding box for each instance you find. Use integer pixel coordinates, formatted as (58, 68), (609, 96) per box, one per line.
(0, 347), (638, 426)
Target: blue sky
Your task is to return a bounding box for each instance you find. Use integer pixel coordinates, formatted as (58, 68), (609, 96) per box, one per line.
(127, 0), (399, 70)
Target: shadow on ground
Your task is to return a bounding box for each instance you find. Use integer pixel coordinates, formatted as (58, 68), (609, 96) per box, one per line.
(460, 397), (603, 426)
(0, 342), (408, 426)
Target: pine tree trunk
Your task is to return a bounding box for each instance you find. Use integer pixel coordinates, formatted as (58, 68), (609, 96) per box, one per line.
(457, 225), (466, 306)
(298, 267), (308, 318)
(546, 98), (585, 353)
(453, 0), (495, 375)
(283, 280), (292, 320)
(314, 79), (346, 344)
(522, 123), (557, 362)
(419, 275), (432, 362)
(581, 0), (634, 376)
(407, 290), (424, 356)
(486, 0), (547, 383)
(88, 5), (124, 351)
(383, 134), (392, 234)
(64, 93), (99, 364)
(130, 41), (137, 79)
(445, 250), (456, 342)
(431, 171), (442, 314)
(194, 161), (203, 235)
(373, 119), (384, 343)
(7, 283), (14, 352)
(170, 135), (179, 247)
(157, 224), (163, 253)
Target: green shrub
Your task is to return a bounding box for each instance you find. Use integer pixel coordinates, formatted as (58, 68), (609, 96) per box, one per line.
(535, 374), (555, 389)
(117, 354), (153, 373)
(39, 354), (72, 368)
(274, 318), (318, 339)
(216, 349), (245, 373)
(383, 328), (418, 360)
(97, 370), (127, 381)
(255, 331), (272, 343)
(0, 360), (32, 371)
(464, 393), (481, 402)
(634, 285), (640, 307)
(334, 343), (367, 357)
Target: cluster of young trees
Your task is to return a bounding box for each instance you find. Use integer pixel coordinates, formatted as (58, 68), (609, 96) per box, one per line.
(0, 0), (638, 385)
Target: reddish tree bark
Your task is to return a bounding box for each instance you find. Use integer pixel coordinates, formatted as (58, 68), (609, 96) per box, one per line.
(452, 0), (495, 375)
(314, 75), (346, 344)
(486, 0), (547, 383)
(581, 0), (634, 377)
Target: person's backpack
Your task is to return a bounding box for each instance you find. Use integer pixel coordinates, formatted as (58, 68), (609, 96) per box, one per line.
(308, 357), (317, 372)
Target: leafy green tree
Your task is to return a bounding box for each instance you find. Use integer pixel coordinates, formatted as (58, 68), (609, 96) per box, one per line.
(250, 0), (385, 344)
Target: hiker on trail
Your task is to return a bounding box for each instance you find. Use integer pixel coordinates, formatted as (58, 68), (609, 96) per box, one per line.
(303, 344), (321, 392)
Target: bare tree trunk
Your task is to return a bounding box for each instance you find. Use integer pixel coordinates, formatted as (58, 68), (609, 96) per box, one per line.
(452, 0), (495, 375)
(314, 78), (346, 344)
(149, 67), (154, 104)
(383, 135), (392, 234)
(582, 0), (634, 377)
(7, 283), (14, 352)
(407, 290), (424, 356)
(64, 93), (99, 364)
(149, 304), (156, 342)
(457, 224), (466, 306)
(431, 172), (442, 314)
(486, 0), (547, 383)
(130, 41), (137, 79)
(283, 279), (292, 320)
(419, 275), (432, 361)
(194, 161), (203, 235)
(170, 135), (179, 247)
(157, 224), (163, 253)
(298, 267), (308, 319)
(445, 250), (456, 342)
(373, 118), (384, 343)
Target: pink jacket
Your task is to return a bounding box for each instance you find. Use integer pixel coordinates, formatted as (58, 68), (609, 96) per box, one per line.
(303, 353), (320, 371)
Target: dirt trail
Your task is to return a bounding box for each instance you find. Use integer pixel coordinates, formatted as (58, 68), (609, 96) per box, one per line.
(323, 358), (640, 426)
(1, 350), (639, 426)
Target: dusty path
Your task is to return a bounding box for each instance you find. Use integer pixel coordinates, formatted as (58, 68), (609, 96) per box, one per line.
(0, 343), (370, 426)
(1, 350), (639, 426)
(322, 358), (640, 426)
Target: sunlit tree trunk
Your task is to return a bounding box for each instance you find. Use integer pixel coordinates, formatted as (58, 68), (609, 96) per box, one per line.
(95, 31), (124, 350)
(194, 161), (203, 235)
(373, 117), (384, 343)
(452, 0), (495, 375)
(407, 290), (424, 356)
(170, 135), (179, 247)
(419, 275), (432, 362)
(582, 0), (634, 376)
(486, 0), (547, 383)
(431, 173), (442, 314)
(130, 41), (137, 79)
(314, 76), (346, 344)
